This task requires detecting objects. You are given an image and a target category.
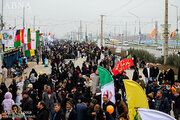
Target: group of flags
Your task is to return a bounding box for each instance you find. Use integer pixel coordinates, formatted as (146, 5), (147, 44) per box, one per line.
(98, 54), (175, 120)
(1, 29), (42, 57)
(170, 30), (179, 42)
(1, 29), (40, 49)
(149, 28), (179, 42)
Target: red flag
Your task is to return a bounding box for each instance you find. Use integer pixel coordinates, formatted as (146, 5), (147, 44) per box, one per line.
(28, 31), (32, 50)
(15, 30), (20, 42)
(170, 30), (176, 41)
(21, 29), (24, 43)
(112, 55), (134, 76)
(39, 33), (43, 36)
(149, 29), (158, 39)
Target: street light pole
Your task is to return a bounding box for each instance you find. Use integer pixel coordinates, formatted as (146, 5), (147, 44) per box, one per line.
(129, 12), (141, 43)
(164, 0), (169, 64)
(1, 0), (3, 30)
(23, 7), (25, 29)
(100, 15), (104, 48)
(171, 4), (179, 48)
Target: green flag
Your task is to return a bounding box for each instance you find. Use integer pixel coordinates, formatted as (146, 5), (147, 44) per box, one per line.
(98, 66), (115, 104)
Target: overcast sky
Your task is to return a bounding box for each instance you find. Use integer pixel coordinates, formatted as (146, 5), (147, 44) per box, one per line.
(1, 0), (180, 38)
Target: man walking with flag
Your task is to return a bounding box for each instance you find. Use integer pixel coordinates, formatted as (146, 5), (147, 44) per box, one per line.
(97, 65), (116, 119)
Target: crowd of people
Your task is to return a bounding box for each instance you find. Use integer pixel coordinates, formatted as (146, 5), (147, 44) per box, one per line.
(0, 41), (180, 120)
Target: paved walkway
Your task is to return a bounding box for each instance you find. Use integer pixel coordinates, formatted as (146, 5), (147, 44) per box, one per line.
(5, 55), (145, 86)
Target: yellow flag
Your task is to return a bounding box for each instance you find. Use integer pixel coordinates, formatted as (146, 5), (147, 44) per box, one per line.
(30, 49), (35, 56)
(123, 80), (149, 120)
(0, 32), (1, 39)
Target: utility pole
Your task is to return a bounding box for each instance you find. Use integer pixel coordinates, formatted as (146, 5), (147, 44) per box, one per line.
(164, 0), (169, 64)
(114, 25), (116, 39)
(101, 15), (104, 48)
(126, 22), (127, 41)
(155, 21), (158, 44)
(129, 12), (141, 43)
(139, 19), (141, 44)
(23, 7), (25, 29)
(78, 28), (80, 42)
(1, 0), (3, 30)
(80, 20), (82, 42)
(15, 19), (16, 27)
(176, 6), (179, 47)
(134, 21), (137, 42)
(34, 16), (35, 30)
(85, 24), (88, 42)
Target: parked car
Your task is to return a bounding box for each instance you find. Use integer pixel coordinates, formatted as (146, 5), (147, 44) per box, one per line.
(123, 41), (129, 46)
(156, 46), (163, 50)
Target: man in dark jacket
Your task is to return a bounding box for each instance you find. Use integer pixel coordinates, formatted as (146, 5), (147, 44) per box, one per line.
(166, 68), (175, 86)
(21, 91), (33, 119)
(27, 84), (39, 115)
(76, 98), (88, 120)
(36, 101), (49, 120)
(42, 86), (57, 114)
(154, 90), (170, 114)
(143, 64), (152, 86)
(92, 104), (104, 120)
(148, 79), (161, 97)
(173, 87), (180, 120)
(52, 103), (65, 120)
(102, 94), (116, 119)
(65, 100), (77, 120)
(87, 99), (97, 120)
(151, 63), (159, 80)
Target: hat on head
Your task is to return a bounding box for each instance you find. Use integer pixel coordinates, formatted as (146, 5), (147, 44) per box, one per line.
(67, 100), (74, 107)
(91, 99), (97, 105)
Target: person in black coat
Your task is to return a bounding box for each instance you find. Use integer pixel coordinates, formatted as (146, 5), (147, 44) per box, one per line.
(8, 79), (17, 101)
(52, 103), (65, 120)
(166, 68), (175, 86)
(151, 63), (159, 80)
(154, 90), (170, 114)
(147, 93), (155, 109)
(102, 94), (116, 119)
(0, 82), (8, 113)
(29, 68), (38, 78)
(37, 101), (49, 120)
(92, 104), (104, 120)
(132, 67), (139, 81)
(21, 91), (33, 119)
(158, 70), (167, 85)
(65, 100), (77, 120)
